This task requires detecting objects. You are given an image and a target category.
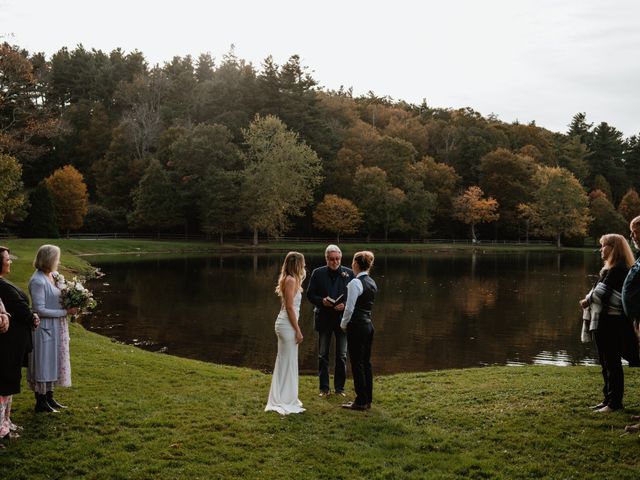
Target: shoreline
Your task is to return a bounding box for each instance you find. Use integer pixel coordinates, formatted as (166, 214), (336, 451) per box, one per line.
(2, 238), (638, 478)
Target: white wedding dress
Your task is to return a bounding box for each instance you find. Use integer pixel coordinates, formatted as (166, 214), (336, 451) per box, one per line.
(265, 291), (305, 415)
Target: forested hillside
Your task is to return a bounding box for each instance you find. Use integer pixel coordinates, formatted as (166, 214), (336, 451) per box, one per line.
(2, 43), (639, 244)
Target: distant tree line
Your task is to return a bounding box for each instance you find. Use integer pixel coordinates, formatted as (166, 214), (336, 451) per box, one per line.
(2, 42), (640, 245)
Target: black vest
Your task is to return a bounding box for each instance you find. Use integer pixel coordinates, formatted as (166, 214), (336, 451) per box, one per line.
(350, 275), (377, 325)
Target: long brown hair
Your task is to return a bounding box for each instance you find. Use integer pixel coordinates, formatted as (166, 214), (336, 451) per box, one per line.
(600, 233), (634, 273)
(275, 252), (306, 302)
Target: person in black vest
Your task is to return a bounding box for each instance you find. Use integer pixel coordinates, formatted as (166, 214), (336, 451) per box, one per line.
(307, 245), (354, 396)
(340, 251), (377, 411)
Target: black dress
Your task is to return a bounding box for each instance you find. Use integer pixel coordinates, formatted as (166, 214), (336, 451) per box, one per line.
(0, 278), (33, 396)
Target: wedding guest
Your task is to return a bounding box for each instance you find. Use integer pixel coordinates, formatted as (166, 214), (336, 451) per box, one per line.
(28, 245), (77, 413)
(341, 251), (377, 411)
(265, 252), (306, 415)
(0, 246), (39, 442)
(622, 216), (640, 432)
(580, 234), (636, 412)
(307, 244), (354, 397)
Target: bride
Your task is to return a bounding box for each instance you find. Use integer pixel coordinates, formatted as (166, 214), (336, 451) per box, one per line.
(265, 252), (306, 415)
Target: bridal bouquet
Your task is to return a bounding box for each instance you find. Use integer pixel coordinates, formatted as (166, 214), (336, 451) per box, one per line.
(52, 272), (97, 313)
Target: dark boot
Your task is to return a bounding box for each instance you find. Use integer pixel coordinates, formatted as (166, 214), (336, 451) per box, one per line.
(46, 391), (67, 409)
(34, 393), (58, 413)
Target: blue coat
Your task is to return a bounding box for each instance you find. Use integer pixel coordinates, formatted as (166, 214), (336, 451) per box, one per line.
(29, 270), (67, 382)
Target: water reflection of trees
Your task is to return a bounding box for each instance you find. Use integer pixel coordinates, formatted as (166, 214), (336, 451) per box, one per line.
(86, 251), (601, 374)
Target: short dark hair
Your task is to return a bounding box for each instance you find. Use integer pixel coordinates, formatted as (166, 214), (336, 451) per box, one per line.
(0, 246), (9, 256)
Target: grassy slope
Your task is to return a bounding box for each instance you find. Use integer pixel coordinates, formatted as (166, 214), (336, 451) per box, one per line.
(1, 239), (638, 479)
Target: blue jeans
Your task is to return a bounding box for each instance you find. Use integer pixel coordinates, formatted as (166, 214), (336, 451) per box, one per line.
(318, 328), (347, 393)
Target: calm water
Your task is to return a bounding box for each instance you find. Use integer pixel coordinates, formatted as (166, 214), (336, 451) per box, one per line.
(82, 251), (602, 374)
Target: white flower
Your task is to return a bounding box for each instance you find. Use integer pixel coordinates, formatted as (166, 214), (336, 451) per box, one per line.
(75, 283), (85, 292)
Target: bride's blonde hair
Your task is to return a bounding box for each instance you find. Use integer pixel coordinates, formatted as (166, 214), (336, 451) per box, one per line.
(275, 252), (306, 301)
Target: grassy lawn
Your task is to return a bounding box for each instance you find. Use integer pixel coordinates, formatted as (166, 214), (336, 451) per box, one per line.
(1, 238), (637, 479)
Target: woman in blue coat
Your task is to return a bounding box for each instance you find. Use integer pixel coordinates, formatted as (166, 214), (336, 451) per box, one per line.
(28, 245), (78, 412)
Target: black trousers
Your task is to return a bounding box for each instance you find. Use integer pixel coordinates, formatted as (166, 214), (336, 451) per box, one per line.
(594, 317), (626, 409)
(347, 322), (374, 406)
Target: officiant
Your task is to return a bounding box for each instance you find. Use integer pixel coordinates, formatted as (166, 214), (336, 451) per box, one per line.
(307, 245), (354, 397)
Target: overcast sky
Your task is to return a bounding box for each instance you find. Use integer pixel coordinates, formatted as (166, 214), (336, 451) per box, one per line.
(2, 0), (639, 136)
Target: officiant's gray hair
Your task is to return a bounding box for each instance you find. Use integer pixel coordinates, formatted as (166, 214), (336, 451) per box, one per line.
(325, 244), (341, 257)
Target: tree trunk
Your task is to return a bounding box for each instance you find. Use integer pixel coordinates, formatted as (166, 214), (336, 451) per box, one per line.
(219, 231), (224, 245)
(336, 232), (341, 243)
(253, 228), (258, 246)
(471, 223), (477, 243)
(556, 233), (562, 249)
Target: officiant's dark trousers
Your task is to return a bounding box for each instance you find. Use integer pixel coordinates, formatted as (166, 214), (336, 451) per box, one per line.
(347, 322), (374, 406)
(318, 328), (347, 393)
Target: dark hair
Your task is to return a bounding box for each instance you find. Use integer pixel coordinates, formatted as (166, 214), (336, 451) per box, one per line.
(353, 251), (374, 271)
(0, 246), (9, 275)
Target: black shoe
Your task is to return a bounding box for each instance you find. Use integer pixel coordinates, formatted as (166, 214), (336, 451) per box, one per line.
(34, 393), (58, 413)
(589, 402), (608, 410)
(46, 391), (67, 409)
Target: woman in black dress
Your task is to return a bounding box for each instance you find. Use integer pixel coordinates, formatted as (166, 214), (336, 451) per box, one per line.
(0, 246), (39, 443)
(580, 234), (636, 412)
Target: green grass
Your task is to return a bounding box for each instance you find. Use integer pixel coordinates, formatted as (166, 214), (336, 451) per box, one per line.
(1, 239), (637, 479)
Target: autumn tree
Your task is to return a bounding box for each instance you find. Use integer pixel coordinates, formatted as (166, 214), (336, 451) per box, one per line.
(0, 44), (58, 185)
(618, 189), (640, 222)
(313, 194), (363, 242)
(0, 153), (27, 224)
(452, 186), (499, 243)
(519, 166), (590, 248)
(45, 165), (89, 235)
(383, 112), (429, 156)
(366, 135), (417, 187)
(241, 115), (322, 245)
(478, 148), (536, 236)
(589, 190), (626, 239)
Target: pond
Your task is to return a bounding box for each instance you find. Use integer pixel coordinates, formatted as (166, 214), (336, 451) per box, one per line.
(83, 250), (602, 375)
